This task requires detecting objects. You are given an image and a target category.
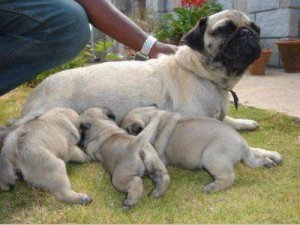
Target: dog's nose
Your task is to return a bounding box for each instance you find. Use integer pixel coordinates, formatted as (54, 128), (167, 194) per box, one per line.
(240, 29), (253, 38)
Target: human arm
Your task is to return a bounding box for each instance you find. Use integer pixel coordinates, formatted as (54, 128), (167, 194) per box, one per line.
(75, 0), (177, 58)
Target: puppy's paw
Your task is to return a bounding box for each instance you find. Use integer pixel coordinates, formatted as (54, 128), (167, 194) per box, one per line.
(264, 152), (283, 167)
(122, 199), (135, 209)
(78, 193), (93, 205)
(148, 190), (161, 198)
(203, 183), (217, 193)
(0, 183), (13, 191)
(252, 148), (283, 167)
(0, 180), (16, 191)
(267, 152), (283, 166)
(263, 158), (277, 168)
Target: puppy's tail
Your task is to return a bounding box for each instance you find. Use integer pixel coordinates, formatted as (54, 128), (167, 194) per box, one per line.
(128, 114), (161, 152)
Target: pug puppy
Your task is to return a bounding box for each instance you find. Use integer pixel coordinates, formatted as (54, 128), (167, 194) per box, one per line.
(0, 108), (92, 204)
(4, 10), (262, 156)
(121, 107), (283, 192)
(80, 108), (170, 208)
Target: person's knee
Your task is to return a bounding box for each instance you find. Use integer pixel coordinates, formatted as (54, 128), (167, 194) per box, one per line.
(44, 0), (90, 61)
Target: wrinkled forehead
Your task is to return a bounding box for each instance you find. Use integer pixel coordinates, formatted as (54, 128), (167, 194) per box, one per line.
(207, 10), (251, 29)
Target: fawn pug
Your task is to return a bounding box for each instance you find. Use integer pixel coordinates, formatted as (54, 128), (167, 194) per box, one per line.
(80, 107), (170, 208)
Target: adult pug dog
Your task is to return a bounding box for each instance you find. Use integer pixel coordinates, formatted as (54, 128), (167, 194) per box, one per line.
(0, 108), (92, 204)
(121, 107), (282, 192)
(16, 11), (260, 132)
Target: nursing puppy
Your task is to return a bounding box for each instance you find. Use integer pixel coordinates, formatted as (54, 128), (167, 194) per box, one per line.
(0, 108), (92, 204)
(80, 108), (170, 208)
(121, 107), (283, 192)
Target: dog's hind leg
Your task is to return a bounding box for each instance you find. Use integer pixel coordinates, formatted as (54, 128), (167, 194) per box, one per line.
(201, 151), (235, 193)
(112, 171), (143, 208)
(142, 151), (170, 198)
(22, 154), (92, 204)
(250, 147), (283, 166)
(242, 145), (282, 168)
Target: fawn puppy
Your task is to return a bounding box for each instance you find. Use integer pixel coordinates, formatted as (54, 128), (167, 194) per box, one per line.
(80, 107), (170, 208)
(121, 107), (283, 192)
(0, 108), (92, 204)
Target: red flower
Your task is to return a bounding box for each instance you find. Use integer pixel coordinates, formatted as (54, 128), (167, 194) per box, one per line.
(181, 0), (206, 7)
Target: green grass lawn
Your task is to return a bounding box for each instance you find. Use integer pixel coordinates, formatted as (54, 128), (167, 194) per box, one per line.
(0, 87), (299, 223)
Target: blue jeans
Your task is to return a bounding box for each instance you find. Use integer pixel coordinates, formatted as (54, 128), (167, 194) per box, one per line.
(0, 0), (90, 95)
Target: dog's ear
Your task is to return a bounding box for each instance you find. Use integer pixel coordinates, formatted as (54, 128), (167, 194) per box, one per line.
(249, 22), (261, 35)
(181, 17), (208, 52)
(80, 122), (91, 130)
(103, 108), (116, 121)
(126, 123), (143, 136)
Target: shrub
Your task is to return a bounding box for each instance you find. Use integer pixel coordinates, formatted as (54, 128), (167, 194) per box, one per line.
(154, 0), (222, 45)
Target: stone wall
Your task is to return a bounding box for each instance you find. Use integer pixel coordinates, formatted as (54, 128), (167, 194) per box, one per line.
(216, 0), (300, 67)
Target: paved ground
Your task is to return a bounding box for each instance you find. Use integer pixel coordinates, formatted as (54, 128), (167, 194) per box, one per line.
(233, 68), (300, 118)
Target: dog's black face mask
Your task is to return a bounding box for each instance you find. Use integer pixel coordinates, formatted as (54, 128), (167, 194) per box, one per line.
(213, 26), (261, 75)
(181, 17), (261, 77)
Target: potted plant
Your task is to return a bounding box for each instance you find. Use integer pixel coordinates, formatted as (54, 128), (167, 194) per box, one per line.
(248, 48), (272, 75)
(275, 39), (300, 73)
(154, 0), (222, 45)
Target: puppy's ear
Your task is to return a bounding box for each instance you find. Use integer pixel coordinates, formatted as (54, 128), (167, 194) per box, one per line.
(181, 17), (208, 52)
(126, 124), (143, 136)
(103, 108), (116, 121)
(80, 122), (91, 130)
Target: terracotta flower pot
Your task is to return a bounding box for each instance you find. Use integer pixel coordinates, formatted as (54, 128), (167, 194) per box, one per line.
(275, 39), (300, 73)
(248, 49), (272, 75)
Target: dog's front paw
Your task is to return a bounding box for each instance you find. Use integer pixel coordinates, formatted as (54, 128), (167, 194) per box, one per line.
(224, 117), (259, 131)
(236, 119), (259, 130)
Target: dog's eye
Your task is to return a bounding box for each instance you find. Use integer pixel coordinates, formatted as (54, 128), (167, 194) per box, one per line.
(215, 21), (236, 35)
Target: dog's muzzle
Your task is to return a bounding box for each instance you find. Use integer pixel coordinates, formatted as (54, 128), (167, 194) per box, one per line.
(214, 27), (261, 75)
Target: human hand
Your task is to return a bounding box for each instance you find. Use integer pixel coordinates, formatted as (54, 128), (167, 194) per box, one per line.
(149, 41), (178, 58)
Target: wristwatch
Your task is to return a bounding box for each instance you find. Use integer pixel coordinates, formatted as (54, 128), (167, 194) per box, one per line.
(135, 35), (157, 61)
